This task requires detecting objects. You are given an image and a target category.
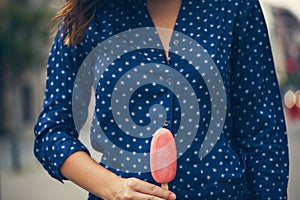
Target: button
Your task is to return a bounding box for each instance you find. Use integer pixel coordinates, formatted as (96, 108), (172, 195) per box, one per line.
(163, 120), (170, 126)
(173, 40), (179, 46)
(167, 77), (172, 83)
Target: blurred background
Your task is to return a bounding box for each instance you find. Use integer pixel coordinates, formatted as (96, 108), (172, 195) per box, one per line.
(0, 0), (299, 199)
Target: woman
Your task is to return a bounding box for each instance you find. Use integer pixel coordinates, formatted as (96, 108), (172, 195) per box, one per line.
(34, 0), (289, 199)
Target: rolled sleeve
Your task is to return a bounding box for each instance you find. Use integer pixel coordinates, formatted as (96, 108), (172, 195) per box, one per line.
(34, 30), (91, 182)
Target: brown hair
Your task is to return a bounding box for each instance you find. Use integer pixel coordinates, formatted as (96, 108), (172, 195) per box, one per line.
(52, 0), (100, 46)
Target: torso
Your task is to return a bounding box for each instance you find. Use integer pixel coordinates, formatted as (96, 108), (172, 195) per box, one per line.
(84, 0), (270, 198)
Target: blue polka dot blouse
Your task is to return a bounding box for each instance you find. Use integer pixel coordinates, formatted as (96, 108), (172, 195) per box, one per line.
(34, 0), (289, 199)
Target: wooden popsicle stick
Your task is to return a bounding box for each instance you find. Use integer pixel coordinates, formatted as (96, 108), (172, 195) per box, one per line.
(161, 183), (169, 190)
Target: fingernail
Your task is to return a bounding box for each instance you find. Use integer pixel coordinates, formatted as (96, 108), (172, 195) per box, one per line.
(170, 193), (176, 200)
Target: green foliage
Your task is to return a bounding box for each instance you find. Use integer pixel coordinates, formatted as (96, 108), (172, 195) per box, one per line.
(0, 3), (52, 74)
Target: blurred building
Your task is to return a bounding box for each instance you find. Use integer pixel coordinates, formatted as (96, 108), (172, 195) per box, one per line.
(0, 0), (52, 135)
(261, 0), (300, 120)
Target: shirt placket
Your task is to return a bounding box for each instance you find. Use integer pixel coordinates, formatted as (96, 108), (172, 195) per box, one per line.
(163, 68), (175, 130)
(165, 34), (182, 133)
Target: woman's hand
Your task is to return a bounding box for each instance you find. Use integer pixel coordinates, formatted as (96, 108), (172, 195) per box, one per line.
(60, 151), (176, 200)
(109, 177), (176, 200)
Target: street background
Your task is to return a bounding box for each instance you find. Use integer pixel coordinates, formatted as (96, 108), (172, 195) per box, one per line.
(1, 0), (300, 199)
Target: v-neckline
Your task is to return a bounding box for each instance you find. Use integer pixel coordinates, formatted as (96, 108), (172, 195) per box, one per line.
(145, 0), (184, 61)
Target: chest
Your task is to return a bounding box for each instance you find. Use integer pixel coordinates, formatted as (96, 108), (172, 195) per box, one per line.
(90, 1), (238, 94)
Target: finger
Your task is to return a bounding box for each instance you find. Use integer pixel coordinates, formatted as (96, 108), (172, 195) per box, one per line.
(127, 178), (176, 200)
(130, 192), (168, 200)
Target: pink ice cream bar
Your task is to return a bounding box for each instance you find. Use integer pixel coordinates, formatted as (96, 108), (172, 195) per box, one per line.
(150, 128), (177, 190)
